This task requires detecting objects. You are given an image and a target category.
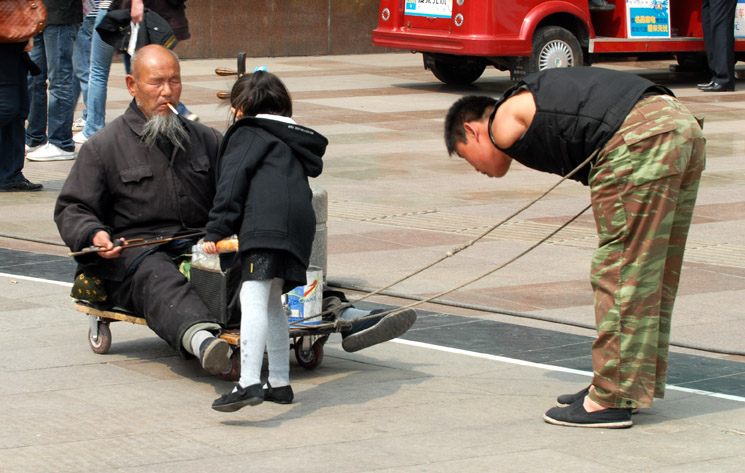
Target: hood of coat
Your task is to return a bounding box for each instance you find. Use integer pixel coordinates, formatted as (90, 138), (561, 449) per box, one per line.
(226, 117), (326, 178)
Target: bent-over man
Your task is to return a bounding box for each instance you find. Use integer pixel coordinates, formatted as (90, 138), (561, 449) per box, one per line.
(444, 67), (706, 428)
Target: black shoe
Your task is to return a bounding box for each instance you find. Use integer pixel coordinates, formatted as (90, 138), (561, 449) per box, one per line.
(212, 383), (264, 412)
(544, 398), (633, 428)
(697, 80), (714, 88)
(198, 336), (231, 375)
(556, 385), (640, 414)
(700, 82), (735, 92)
(0, 178), (43, 192)
(589, 0), (615, 10)
(341, 308), (417, 353)
(556, 386), (590, 407)
(264, 383), (294, 404)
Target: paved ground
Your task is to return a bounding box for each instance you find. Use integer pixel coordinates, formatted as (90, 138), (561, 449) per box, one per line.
(1, 53), (744, 472)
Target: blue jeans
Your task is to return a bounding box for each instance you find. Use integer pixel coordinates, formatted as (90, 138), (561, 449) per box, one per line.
(81, 7), (117, 139)
(73, 15), (96, 122)
(26, 24), (79, 151)
(0, 82), (29, 187)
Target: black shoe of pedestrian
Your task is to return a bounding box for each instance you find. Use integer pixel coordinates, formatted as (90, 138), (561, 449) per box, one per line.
(556, 385), (640, 414)
(341, 308), (417, 353)
(700, 82), (735, 92)
(0, 178), (43, 192)
(589, 0), (615, 10)
(556, 385), (590, 407)
(544, 398), (633, 428)
(212, 383), (264, 412)
(264, 383), (294, 404)
(697, 80), (714, 88)
(199, 336), (231, 375)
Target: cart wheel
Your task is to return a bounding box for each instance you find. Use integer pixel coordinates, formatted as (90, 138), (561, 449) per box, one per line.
(529, 25), (583, 75)
(294, 336), (326, 370)
(218, 348), (241, 381)
(88, 321), (112, 354)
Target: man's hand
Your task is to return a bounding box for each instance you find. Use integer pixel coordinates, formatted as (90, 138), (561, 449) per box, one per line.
(92, 230), (126, 259)
(130, 0), (144, 24)
(202, 241), (218, 255)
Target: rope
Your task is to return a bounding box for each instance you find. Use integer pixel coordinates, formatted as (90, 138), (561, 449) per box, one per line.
(294, 150), (599, 325)
(326, 279), (745, 358)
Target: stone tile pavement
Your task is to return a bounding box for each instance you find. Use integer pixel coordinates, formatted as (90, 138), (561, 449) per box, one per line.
(1, 53), (744, 471)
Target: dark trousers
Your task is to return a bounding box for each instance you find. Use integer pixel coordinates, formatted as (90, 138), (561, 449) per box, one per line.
(702, 0), (737, 87)
(0, 80), (29, 187)
(107, 252), (221, 355)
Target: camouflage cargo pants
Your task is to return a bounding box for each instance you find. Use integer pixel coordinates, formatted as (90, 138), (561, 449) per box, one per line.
(587, 95), (706, 409)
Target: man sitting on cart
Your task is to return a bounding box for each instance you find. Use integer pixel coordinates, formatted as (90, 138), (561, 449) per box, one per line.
(54, 45), (417, 376)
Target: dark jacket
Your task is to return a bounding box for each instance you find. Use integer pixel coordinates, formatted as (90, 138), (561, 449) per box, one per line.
(96, 8), (178, 51)
(494, 67), (671, 185)
(0, 42), (40, 84)
(204, 117), (326, 268)
(114, 0), (189, 40)
(54, 101), (222, 281)
(41, 0), (83, 25)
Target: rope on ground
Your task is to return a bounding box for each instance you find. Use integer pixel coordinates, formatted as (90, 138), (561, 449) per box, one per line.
(326, 278), (745, 358)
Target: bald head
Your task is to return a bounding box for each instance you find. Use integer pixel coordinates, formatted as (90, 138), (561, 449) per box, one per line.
(126, 45), (182, 119)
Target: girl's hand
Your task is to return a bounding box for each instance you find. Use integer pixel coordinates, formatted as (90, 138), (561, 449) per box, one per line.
(202, 241), (217, 254)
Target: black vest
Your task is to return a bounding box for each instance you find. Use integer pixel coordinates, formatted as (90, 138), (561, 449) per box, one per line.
(494, 67), (671, 185)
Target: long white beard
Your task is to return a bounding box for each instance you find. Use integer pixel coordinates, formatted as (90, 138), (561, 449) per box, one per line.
(141, 112), (190, 152)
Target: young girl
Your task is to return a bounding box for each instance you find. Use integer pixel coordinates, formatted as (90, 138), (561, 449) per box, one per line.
(203, 70), (327, 412)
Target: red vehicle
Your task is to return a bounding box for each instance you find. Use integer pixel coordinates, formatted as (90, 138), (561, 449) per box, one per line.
(372, 0), (745, 84)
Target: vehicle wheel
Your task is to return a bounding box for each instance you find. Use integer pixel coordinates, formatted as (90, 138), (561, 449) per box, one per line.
(528, 26), (583, 75)
(88, 321), (112, 354)
(430, 58), (486, 85)
(294, 336), (327, 370)
(218, 348), (241, 381)
(676, 53), (708, 70)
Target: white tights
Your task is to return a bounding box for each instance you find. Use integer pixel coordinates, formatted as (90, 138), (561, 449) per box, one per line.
(238, 279), (290, 389)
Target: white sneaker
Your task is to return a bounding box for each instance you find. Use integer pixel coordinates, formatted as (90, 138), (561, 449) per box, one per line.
(72, 117), (86, 132)
(24, 142), (45, 155)
(73, 131), (89, 144)
(26, 143), (76, 161)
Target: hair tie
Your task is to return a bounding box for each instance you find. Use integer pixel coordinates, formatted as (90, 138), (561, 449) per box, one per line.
(254, 66), (267, 72)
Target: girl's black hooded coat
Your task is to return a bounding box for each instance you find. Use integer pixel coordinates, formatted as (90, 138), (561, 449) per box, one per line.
(204, 117), (326, 268)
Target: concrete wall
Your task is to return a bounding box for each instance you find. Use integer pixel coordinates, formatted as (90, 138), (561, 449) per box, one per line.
(176, 0), (382, 59)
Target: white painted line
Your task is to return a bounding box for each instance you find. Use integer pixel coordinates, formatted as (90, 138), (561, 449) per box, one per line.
(393, 339), (745, 404)
(0, 272), (73, 288)
(3, 271), (744, 405)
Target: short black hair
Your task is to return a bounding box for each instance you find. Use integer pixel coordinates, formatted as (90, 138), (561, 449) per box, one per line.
(444, 95), (496, 156)
(228, 70), (292, 120)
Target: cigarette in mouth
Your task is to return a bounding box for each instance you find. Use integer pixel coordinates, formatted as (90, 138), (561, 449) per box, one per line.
(166, 103), (179, 115)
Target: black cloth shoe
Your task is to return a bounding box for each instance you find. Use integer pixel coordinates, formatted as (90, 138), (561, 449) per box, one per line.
(264, 383), (294, 404)
(700, 82), (735, 92)
(212, 383), (264, 412)
(341, 308), (417, 353)
(589, 0), (615, 10)
(544, 398), (633, 428)
(198, 337), (231, 375)
(0, 178), (43, 192)
(557, 385), (639, 414)
(556, 385), (590, 407)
